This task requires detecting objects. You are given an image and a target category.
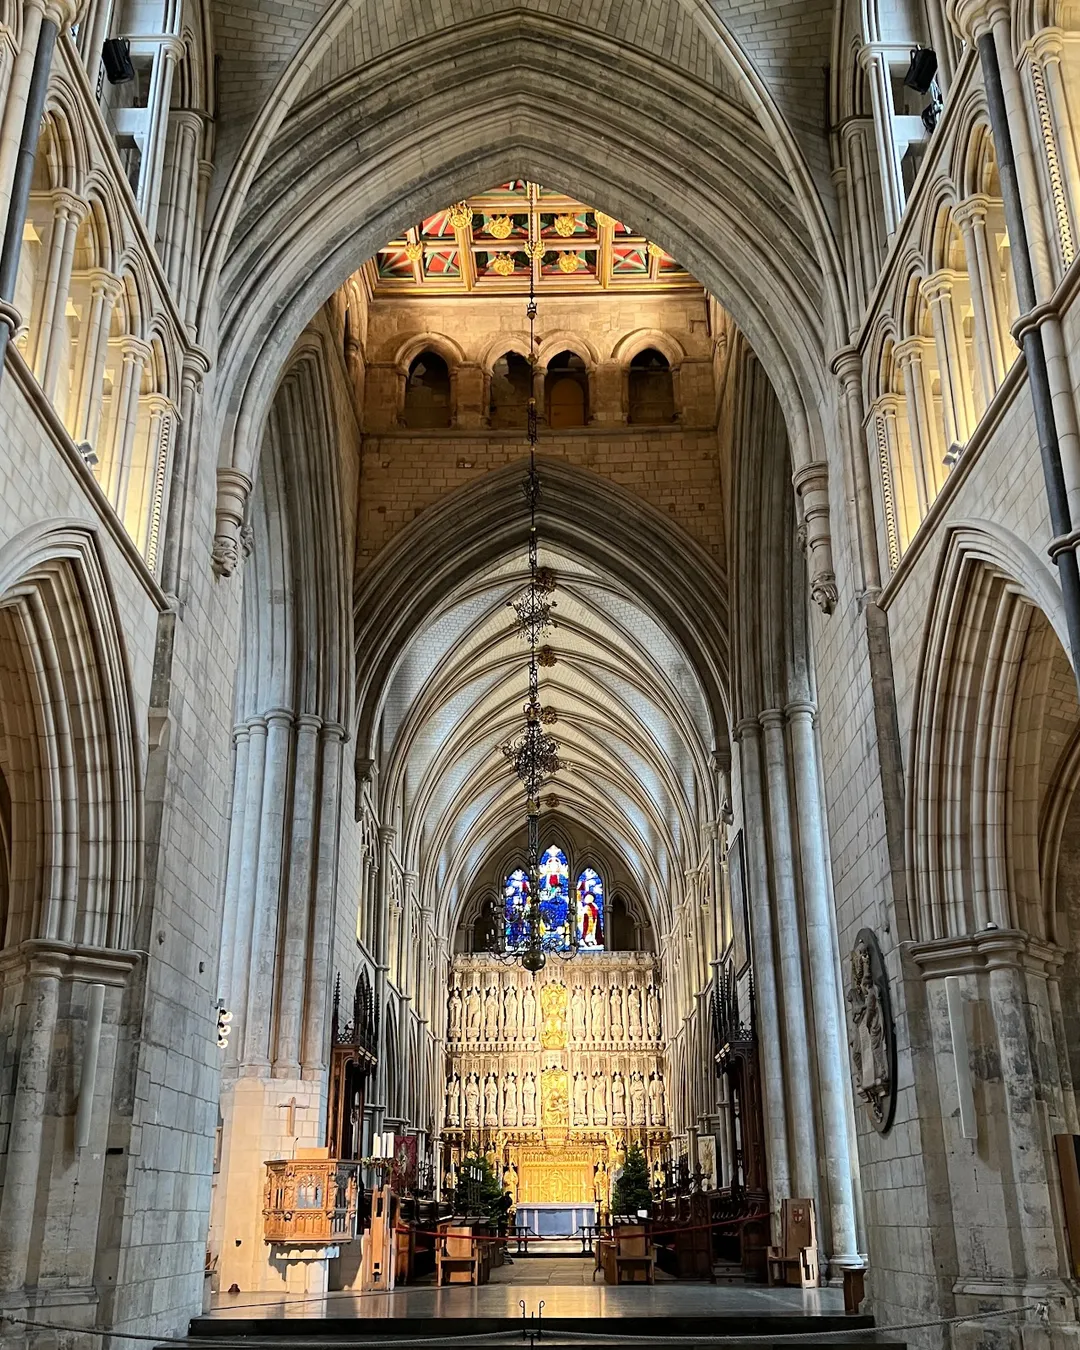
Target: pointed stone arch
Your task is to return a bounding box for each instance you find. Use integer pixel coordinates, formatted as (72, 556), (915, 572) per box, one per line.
(906, 522), (1076, 943)
(0, 522), (143, 951)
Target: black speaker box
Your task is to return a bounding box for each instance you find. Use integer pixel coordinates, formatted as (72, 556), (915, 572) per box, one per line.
(102, 37), (135, 84)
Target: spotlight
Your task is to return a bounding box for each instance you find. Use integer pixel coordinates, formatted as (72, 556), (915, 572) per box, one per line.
(76, 440), (99, 467)
(904, 46), (938, 95)
(102, 37), (135, 84)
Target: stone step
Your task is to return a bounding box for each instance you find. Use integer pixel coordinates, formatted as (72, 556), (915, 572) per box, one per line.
(162, 1312), (902, 1350)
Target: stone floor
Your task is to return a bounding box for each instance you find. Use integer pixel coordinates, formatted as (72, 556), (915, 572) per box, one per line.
(205, 1276), (846, 1320)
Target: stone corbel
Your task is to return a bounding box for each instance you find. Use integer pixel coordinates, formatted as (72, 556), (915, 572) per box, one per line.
(791, 461), (838, 614)
(212, 466), (253, 577)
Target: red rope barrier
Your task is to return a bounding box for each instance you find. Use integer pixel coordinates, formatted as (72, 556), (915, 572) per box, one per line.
(396, 1213), (769, 1243)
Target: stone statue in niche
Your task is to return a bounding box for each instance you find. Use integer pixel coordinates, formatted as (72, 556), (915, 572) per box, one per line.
(845, 927), (896, 1133)
(629, 1071), (647, 1126)
(484, 985), (500, 1041)
(591, 985), (607, 1040)
(465, 985), (482, 1040)
(647, 985), (661, 1040)
(448, 987), (463, 1040)
(627, 985), (643, 1040)
(648, 1070), (665, 1125)
(572, 986), (587, 1040)
(592, 1071), (608, 1123)
(573, 1071), (589, 1124)
(446, 1074), (461, 1126)
(610, 985), (626, 1040)
(522, 985), (537, 1040)
(464, 1072), (481, 1127)
(484, 1073), (499, 1125)
(523, 1071), (537, 1124)
(611, 1071), (627, 1124)
(504, 1072), (519, 1125)
(505, 984), (520, 1041)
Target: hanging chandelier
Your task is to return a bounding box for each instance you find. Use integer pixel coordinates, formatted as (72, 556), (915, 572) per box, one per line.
(489, 224), (578, 973)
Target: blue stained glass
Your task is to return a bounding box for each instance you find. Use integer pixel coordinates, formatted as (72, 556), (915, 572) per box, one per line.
(538, 845), (570, 945)
(576, 868), (605, 948)
(504, 846), (574, 951)
(504, 869), (531, 949)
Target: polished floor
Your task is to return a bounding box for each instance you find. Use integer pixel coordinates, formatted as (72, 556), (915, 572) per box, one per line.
(206, 1270), (846, 1320)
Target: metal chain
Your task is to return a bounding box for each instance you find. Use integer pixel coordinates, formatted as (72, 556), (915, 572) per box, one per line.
(2, 1299), (1048, 1348)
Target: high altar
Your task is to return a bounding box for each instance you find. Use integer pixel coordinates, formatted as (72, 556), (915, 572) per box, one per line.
(443, 952), (670, 1213)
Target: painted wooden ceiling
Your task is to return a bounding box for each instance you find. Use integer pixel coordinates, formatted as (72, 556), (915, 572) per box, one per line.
(365, 182), (701, 298)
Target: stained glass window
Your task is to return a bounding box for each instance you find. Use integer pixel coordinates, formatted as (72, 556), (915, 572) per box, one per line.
(504, 869), (531, 949)
(538, 845), (570, 945)
(504, 846), (576, 951)
(576, 869), (605, 949)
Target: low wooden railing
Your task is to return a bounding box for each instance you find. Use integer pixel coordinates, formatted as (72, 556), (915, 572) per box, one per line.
(263, 1154), (360, 1245)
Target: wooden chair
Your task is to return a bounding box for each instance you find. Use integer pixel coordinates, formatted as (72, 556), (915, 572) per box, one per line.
(766, 1199), (819, 1288)
(611, 1224), (655, 1284)
(436, 1223), (485, 1285)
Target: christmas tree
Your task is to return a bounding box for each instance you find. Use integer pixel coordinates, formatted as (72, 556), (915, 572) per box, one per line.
(612, 1143), (653, 1216)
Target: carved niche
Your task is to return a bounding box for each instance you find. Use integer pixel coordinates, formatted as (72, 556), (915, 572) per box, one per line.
(845, 928), (896, 1134)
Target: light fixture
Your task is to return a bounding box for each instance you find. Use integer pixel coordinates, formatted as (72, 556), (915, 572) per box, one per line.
(488, 218), (579, 973)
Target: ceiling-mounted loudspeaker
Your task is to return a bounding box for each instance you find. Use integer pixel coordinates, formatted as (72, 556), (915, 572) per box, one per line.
(102, 37), (135, 84)
(904, 46), (938, 95)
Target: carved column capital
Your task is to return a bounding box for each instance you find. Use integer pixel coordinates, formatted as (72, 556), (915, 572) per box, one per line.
(946, 0), (1009, 43)
(791, 460), (838, 615)
(211, 466), (253, 578)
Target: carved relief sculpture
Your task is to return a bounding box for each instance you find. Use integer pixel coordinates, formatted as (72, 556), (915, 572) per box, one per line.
(572, 985), (587, 1040)
(612, 1071), (627, 1124)
(446, 1074), (461, 1126)
(541, 1066), (569, 1125)
(845, 927), (897, 1133)
(448, 986), (463, 1040)
(648, 1071), (665, 1125)
(592, 1071), (608, 1124)
(541, 981), (568, 1049)
(505, 984), (520, 1041)
(484, 985), (500, 1040)
(504, 1072), (519, 1125)
(573, 1070), (589, 1125)
(522, 1071), (537, 1125)
(647, 985), (661, 1040)
(610, 985), (626, 1040)
(465, 985), (482, 1039)
(484, 1072), (499, 1125)
(522, 985), (537, 1041)
(591, 985), (607, 1040)
(630, 1071), (647, 1125)
(627, 985), (643, 1040)
(464, 1072), (481, 1127)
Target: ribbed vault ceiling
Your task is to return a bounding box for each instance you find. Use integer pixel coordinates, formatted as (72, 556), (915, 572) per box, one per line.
(378, 544), (715, 941)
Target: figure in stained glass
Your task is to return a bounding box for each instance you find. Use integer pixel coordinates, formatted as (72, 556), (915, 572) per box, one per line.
(504, 846), (576, 951)
(504, 869), (531, 948)
(576, 868), (605, 948)
(538, 845), (570, 944)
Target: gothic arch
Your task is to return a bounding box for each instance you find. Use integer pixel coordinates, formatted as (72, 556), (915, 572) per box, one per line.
(906, 522), (1074, 943)
(208, 16), (841, 545)
(0, 523), (144, 951)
